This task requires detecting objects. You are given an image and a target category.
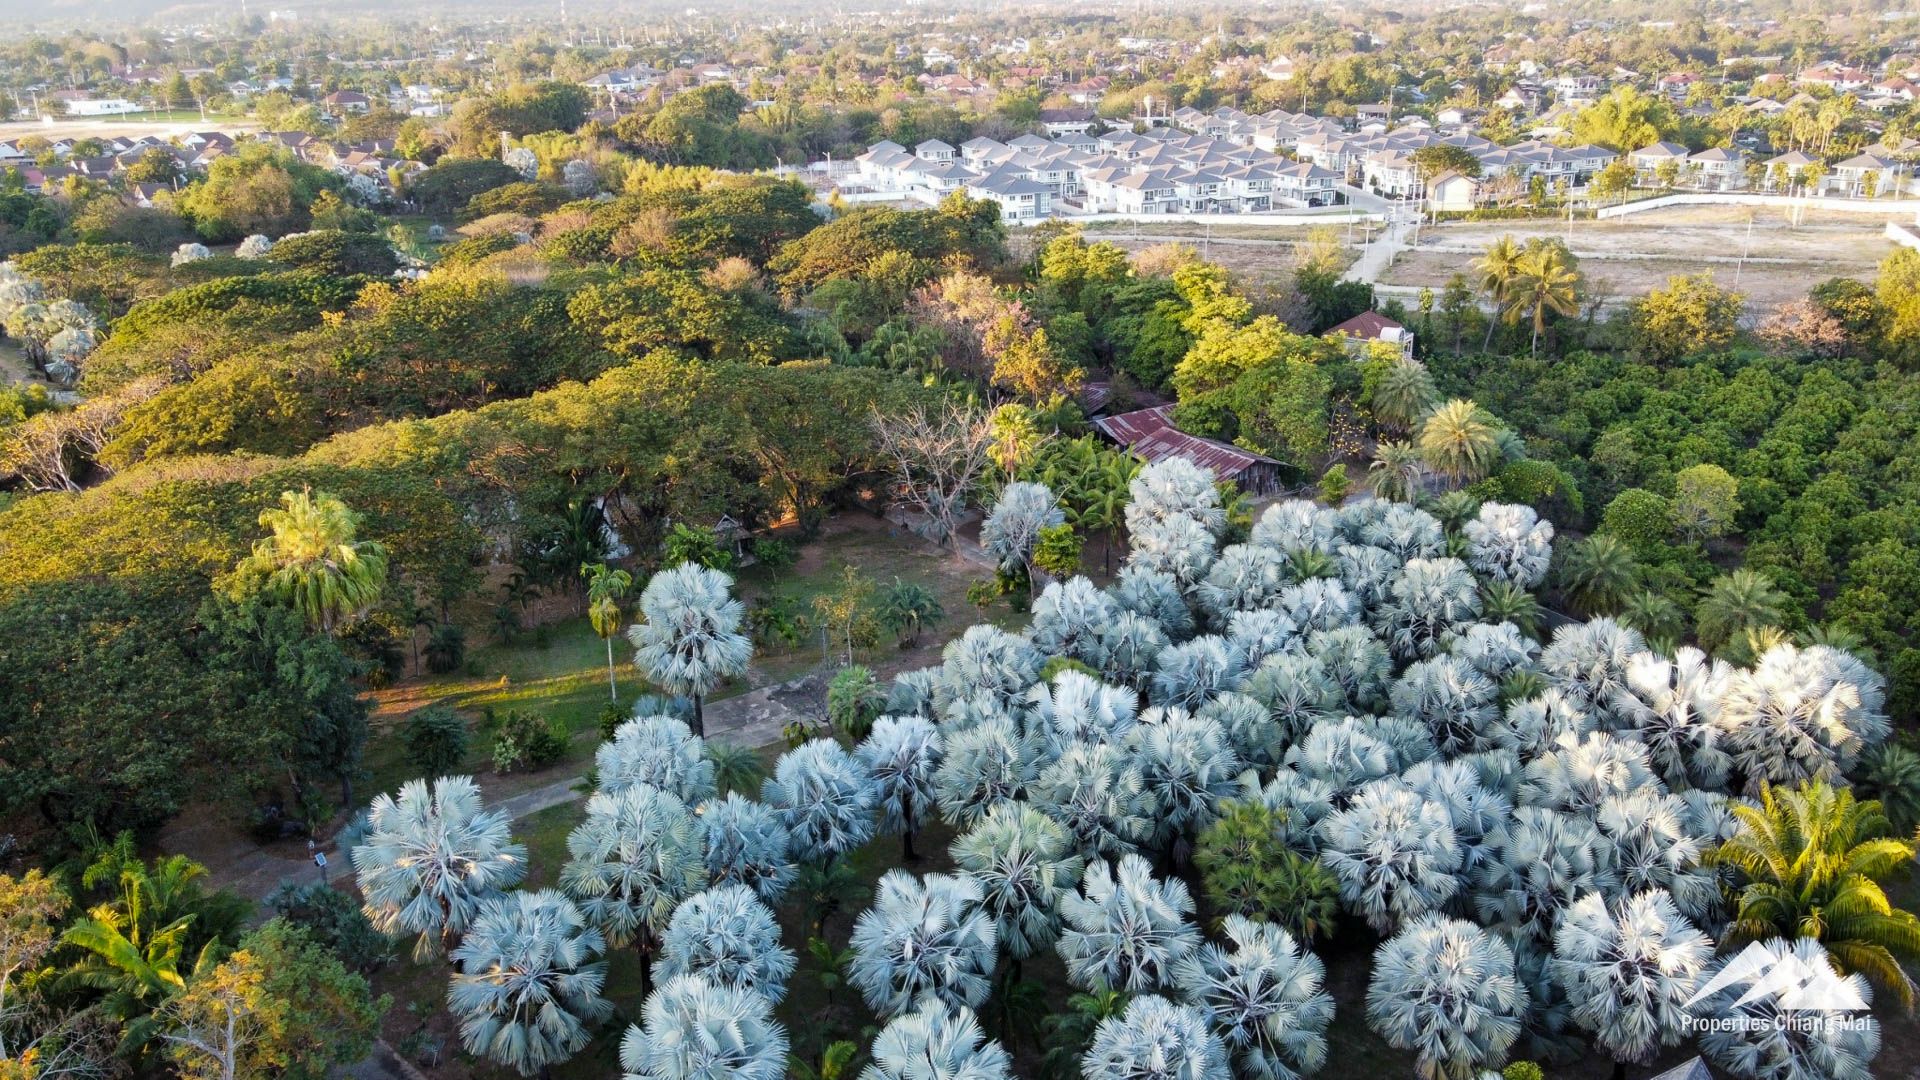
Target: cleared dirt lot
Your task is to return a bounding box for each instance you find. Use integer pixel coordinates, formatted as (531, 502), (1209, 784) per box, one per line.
(1087, 206), (1895, 309)
(1385, 205), (1895, 307)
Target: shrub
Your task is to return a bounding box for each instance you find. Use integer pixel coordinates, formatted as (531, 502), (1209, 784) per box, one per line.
(492, 710), (568, 773)
(1502, 1063), (1544, 1080)
(265, 882), (394, 971)
(400, 704), (469, 777)
(827, 664), (886, 741)
(1194, 800), (1341, 942)
(1318, 463), (1350, 505)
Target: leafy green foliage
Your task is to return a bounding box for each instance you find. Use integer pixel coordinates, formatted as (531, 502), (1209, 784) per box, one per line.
(399, 705), (469, 778)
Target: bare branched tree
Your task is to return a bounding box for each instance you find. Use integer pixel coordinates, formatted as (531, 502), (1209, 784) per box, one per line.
(870, 402), (995, 547)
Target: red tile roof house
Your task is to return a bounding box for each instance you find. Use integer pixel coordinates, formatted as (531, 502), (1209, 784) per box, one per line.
(1327, 310), (1415, 359)
(1094, 405), (1284, 492)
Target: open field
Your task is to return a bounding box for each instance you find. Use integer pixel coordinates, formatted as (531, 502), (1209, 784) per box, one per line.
(1385, 205), (1895, 308)
(0, 114), (256, 141)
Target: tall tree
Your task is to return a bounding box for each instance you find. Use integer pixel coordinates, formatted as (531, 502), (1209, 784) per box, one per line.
(583, 563), (634, 702)
(350, 776), (526, 960)
(559, 785), (704, 999)
(447, 891), (611, 1078)
(629, 564), (753, 737)
(229, 489), (388, 635)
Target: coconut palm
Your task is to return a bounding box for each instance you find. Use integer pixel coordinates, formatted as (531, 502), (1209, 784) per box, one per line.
(1371, 359), (1439, 433)
(1556, 535), (1640, 617)
(849, 871), (998, 1019)
(876, 578), (944, 648)
(861, 1004), (1012, 1080)
(704, 740), (764, 797)
(700, 792), (797, 904)
(1031, 743), (1154, 863)
(1463, 503), (1554, 588)
(1057, 854), (1200, 994)
(598, 716), (718, 805)
(1618, 589), (1687, 645)
(629, 564), (753, 737)
(447, 890), (611, 1078)
(233, 489), (389, 635)
(1710, 781), (1920, 1007)
(559, 784), (704, 997)
(657, 885), (795, 1002)
(1502, 243), (1581, 358)
(620, 975), (787, 1080)
(1081, 995), (1230, 1080)
(1550, 890), (1711, 1080)
(857, 715), (943, 861)
(1172, 915), (1332, 1080)
(1696, 570), (1790, 655)
(932, 717), (1041, 828)
(351, 776), (526, 960)
(1417, 401), (1500, 487)
(951, 804), (1085, 963)
(583, 563), (634, 701)
(1855, 743), (1920, 835)
(1317, 780), (1464, 933)
(1366, 915), (1528, 1080)
(762, 740), (877, 866)
(1476, 235), (1525, 350)
(1694, 937), (1880, 1080)
(1030, 576), (1120, 665)
(1721, 643), (1890, 791)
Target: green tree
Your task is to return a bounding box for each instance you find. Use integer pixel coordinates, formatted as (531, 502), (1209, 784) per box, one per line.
(1600, 488), (1675, 559)
(161, 920), (385, 1080)
(1475, 236), (1524, 351)
(1032, 523), (1084, 580)
(1696, 570), (1790, 655)
(1711, 782), (1920, 1008)
(1628, 274), (1744, 364)
(1194, 801), (1340, 943)
(1671, 463), (1741, 541)
(228, 489), (388, 636)
(1410, 144), (1484, 181)
(0, 871), (66, 1060)
(1569, 86), (1680, 151)
(399, 704), (469, 778)
(876, 578), (943, 648)
(827, 664), (885, 741)
(582, 562), (635, 701)
(1558, 535), (1641, 616)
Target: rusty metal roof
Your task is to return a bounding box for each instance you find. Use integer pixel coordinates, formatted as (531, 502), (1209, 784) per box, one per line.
(1094, 406), (1282, 477)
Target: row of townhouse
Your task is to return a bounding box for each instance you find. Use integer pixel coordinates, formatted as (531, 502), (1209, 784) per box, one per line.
(1626, 138), (1915, 196)
(1297, 128), (1616, 198)
(852, 126), (1340, 220)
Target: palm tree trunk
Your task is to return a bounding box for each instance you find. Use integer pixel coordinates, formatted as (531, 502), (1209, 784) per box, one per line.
(1482, 299), (1500, 351)
(605, 638), (617, 702)
(691, 694), (705, 738)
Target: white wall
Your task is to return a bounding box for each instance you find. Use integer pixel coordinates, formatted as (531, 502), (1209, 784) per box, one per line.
(1598, 191), (1920, 218)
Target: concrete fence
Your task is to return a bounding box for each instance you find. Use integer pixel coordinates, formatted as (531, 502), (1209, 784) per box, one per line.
(1044, 209), (1380, 227)
(1886, 221), (1920, 250)
(1596, 192), (1920, 219)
